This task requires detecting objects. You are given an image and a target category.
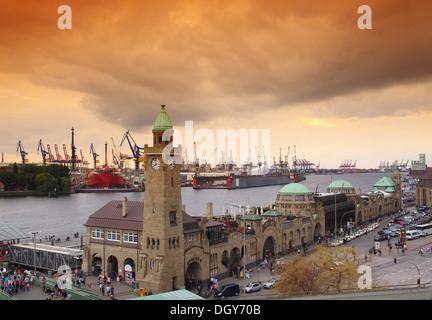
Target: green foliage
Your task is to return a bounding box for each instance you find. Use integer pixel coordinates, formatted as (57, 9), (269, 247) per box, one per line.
(35, 173), (57, 192)
(0, 163), (70, 193)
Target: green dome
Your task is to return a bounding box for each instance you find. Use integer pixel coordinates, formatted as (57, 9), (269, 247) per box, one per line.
(371, 176), (396, 192)
(279, 183), (311, 195)
(328, 180), (354, 189)
(153, 105), (173, 131)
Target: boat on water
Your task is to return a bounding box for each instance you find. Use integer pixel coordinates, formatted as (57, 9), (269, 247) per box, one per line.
(193, 168), (305, 190)
(76, 165), (136, 193)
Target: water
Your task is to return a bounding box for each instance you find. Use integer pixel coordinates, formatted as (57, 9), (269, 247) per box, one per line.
(0, 172), (393, 240)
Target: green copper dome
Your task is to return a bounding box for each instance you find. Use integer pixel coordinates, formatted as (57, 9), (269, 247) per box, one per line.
(328, 180), (354, 189)
(371, 176), (396, 192)
(279, 183), (311, 195)
(153, 105), (173, 131)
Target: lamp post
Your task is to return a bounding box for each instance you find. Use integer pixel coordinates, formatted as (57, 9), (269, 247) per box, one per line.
(406, 261), (421, 287)
(31, 231), (39, 276)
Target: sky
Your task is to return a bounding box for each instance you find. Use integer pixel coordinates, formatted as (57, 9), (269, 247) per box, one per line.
(1, 0), (432, 169)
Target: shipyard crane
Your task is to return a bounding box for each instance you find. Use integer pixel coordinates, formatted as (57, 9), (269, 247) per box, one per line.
(279, 148), (283, 169)
(111, 137), (123, 168)
(80, 149), (89, 168)
(54, 144), (62, 162)
(63, 144), (70, 162)
(194, 142), (200, 170)
(89, 143), (99, 169)
(120, 130), (144, 170)
(284, 147), (290, 169)
(292, 145), (298, 171)
(46, 144), (55, 163)
(112, 149), (121, 167)
(37, 139), (50, 165)
(16, 140), (28, 164)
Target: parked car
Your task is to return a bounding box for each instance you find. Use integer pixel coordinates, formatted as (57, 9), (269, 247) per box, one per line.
(263, 278), (277, 289)
(245, 282), (261, 293)
(214, 283), (240, 298)
(374, 234), (387, 241)
(406, 230), (421, 240)
(394, 220), (407, 227)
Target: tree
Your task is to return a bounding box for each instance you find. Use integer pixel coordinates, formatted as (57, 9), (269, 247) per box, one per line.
(59, 176), (71, 194)
(277, 245), (377, 296)
(35, 173), (57, 193)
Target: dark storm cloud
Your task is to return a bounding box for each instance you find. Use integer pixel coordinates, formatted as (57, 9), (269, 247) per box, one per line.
(1, 0), (432, 131)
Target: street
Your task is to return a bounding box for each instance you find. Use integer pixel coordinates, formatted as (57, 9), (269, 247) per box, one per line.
(221, 206), (432, 299)
(340, 208), (432, 289)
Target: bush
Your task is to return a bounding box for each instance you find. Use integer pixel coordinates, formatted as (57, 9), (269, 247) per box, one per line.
(35, 173), (57, 193)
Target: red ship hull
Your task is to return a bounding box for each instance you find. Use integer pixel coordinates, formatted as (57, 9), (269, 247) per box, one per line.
(85, 166), (127, 189)
(86, 174), (125, 189)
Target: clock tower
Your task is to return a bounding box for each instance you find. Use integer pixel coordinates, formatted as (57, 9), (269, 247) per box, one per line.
(137, 105), (184, 293)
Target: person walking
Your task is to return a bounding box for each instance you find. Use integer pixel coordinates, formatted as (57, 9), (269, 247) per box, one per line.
(41, 277), (46, 292)
(99, 282), (105, 296)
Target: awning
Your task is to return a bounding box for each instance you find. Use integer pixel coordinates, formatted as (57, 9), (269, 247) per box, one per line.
(0, 226), (29, 242)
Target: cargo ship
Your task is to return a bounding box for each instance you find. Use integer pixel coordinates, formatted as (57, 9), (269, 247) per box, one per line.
(76, 165), (136, 192)
(193, 170), (305, 189)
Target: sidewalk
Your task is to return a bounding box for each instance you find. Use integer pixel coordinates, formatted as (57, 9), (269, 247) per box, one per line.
(11, 274), (137, 300)
(83, 275), (137, 300)
(193, 263), (280, 299)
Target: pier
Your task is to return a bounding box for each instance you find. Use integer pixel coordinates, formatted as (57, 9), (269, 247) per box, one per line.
(8, 242), (82, 272)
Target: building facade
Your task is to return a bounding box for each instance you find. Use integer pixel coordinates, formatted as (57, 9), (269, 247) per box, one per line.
(82, 106), (402, 294)
(416, 170), (432, 207)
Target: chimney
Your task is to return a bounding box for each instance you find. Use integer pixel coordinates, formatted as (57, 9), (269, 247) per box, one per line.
(122, 197), (128, 217)
(206, 202), (214, 218)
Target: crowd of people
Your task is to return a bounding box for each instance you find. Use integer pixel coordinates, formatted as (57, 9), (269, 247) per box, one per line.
(41, 276), (73, 300)
(96, 273), (117, 300)
(0, 264), (35, 297)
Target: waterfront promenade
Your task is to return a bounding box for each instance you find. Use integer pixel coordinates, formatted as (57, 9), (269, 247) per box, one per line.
(8, 274), (137, 300)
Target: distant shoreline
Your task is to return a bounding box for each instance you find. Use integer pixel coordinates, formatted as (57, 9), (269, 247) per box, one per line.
(0, 190), (47, 197)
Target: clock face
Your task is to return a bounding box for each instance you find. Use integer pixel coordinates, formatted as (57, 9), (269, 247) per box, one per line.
(151, 158), (161, 170)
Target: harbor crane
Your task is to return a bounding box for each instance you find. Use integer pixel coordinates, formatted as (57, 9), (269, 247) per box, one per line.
(89, 143), (99, 169)
(111, 137), (124, 168)
(120, 130), (144, 170)
(80, 149), (89, 168)
(16, 140), (28, 164)
(46, 144), (55, 162)
(54, 144), (62, 163)
(37, 139), (50, 165)
(63, 144), (70, 162)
